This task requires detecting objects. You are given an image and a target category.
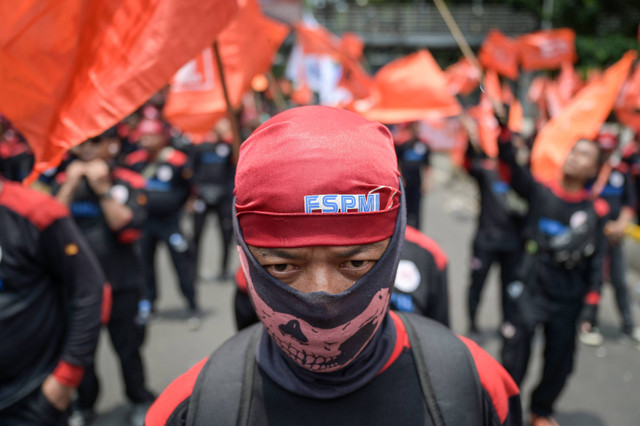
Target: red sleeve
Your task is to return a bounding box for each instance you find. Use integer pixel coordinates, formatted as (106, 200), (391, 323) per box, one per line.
(403, 225), (448, 270)
(52, 361), (85, 388)
(458, 336), (519, 424)
(146, 357), (208, 426)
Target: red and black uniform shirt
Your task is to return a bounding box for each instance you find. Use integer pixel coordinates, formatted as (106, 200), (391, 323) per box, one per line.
(125, 147), (193, 220)
(146, 311), (521, 426)
(390, 225), (450, 326)
(0, 181), (104, 410)
(188, 141), (235, 205)
(498, 132), (607, 302)
(52, 166), (148, 293)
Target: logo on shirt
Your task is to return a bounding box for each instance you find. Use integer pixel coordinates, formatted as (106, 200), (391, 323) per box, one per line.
(303, 193), (380, 214)
(394, 259), (421, 293)
(65, 243), (79, 256)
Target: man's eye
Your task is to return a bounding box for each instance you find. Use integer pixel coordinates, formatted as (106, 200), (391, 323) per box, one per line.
(349, 260), (366, 268)
(272, 264), (289, 272)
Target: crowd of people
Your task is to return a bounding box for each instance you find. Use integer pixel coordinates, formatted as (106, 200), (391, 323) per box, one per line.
(1, 82), (639, 426)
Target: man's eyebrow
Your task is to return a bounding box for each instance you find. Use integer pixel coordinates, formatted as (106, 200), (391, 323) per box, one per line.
(257, 249), (300, 260)
(336, 241), (386, 258)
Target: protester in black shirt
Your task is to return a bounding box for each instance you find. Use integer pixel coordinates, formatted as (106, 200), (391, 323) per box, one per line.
(125, 118), (199, 329)
(54, 130), (155, 425)
(497, 118), (607, 426)
(394, 121), (430, 229)
(0, 179), (104, 425)
(464, 141), (527, 335)
(147, 106), (521, 426)
(188, 127), (235, 282)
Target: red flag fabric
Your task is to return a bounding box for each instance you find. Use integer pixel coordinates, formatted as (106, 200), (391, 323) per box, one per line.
(467, 94), (500, 158)
(557, 61), (583, 102)
(295, 23), (341, 57)
(163, 0), (289, 139)
(444, 58), (481, 96)
(351, 50), (461, 124)
(615, 63), (640, 132)
(339, 32), (365, 62)
(0, 0), (238, 181)
(518, 28), (577, 71)
(531, 51), (637, 183)
(478, 29), (519, 80)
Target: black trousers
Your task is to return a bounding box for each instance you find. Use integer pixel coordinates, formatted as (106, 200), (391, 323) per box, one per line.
(594, 242), (635, 330)
(76, 290), (154, 410)
(141, 216), (196, 310)
(0, 386), (68, 426)
(501, 284), (582, 417)
(192, 197), (233, 276)
(467, 243), (523, 328)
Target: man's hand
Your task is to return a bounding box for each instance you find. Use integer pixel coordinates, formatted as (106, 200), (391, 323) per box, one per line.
(65, 161), (87, 185)
(85, 159), (112, 196)
(41, 374), (74, 411)
(604, 220), (626, 246)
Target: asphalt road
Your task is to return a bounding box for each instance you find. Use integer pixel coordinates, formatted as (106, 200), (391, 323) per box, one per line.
(92, 157), (640, 425)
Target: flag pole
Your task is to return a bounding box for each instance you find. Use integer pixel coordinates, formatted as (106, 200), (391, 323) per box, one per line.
(431, 0), (506, 130)
(266, 71), (287, 113)
(213, 40), (243, 162)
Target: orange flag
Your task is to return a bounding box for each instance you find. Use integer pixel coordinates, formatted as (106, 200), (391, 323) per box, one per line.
(339, 32), (365, 62)
(0, 0), (238, 181)
(531, 51), (637, 182)
(518, 28), (577, 71)
(556, 61), (583, 102)
(444, 58), (481, 96)
(478, 29), (519, 80)
(615, 63), (640, 132)
(163, 0), (289, 139)
(295, 23), (341, 57)
(351, 50), (462, 124)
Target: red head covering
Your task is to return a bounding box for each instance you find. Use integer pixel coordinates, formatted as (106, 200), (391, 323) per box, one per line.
(234, 106), (401, 248)
(136, 118), (165, 136)
(595, 132), (619, 151)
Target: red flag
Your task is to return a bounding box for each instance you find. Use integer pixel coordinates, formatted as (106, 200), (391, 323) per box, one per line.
(163, 0), (289, 139)
(531, 51), (637, 182)
(444, 58), (481, 96)
(295, 24), (341, 57)
(478, 29), (519, 80)
(615, 63), (640, 132)
(339, 32), (365, 62)
(467, 94), (500, 158)
(518, 29), (577, 71)
(351, 50), (461, 124)
(0, 0), (238, 181)
(557, 61), (583, 102)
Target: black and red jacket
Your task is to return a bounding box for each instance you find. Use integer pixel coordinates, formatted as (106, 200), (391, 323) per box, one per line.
(125, 146), (193, 219)
(53, 165), (148, 293)
(498, 130), (607, 303)
(146, 311), (521, 426)
(0, 181), (104, 410)
(391, 225), (449, 326)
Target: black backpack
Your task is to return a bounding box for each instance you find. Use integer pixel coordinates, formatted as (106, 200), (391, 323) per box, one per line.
(186, 312), (484, 426)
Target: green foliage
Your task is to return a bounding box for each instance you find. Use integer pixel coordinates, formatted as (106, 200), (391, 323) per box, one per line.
(576, 35), (639, 68)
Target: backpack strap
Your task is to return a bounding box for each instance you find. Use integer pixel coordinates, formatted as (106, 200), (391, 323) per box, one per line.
(396, 311), (484, 426)
(186, 324), (262, 426)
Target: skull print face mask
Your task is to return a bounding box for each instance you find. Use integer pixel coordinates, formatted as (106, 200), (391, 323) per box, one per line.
(233, 191), (406, 398)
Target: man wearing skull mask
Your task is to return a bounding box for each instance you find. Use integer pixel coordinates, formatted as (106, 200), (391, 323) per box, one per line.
(147, 106), (521, 426)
